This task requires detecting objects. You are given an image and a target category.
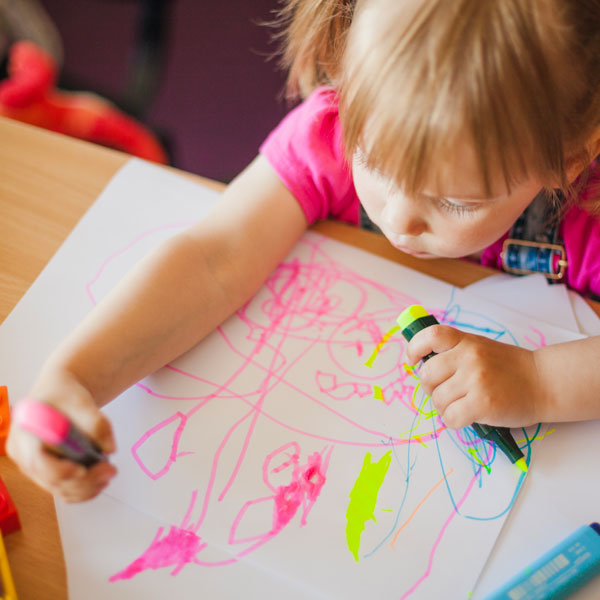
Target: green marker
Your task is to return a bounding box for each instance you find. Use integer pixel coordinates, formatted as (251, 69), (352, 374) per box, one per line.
(397, 305), (528, 473)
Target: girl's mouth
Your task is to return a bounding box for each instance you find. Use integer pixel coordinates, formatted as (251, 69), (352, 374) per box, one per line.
(396, 245), (436, 259)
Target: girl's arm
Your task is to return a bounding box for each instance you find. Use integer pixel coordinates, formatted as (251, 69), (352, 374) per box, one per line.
(533, 335), (600, 422)
(47, 155), (307, 404)
(7, 155), (308, 501)
(406, 326), (600, 429)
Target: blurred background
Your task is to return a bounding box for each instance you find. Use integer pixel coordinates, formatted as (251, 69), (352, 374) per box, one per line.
(1, 0), (290, 182)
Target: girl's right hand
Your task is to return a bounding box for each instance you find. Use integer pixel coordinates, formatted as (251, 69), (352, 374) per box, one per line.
(6, 385), (117, 503)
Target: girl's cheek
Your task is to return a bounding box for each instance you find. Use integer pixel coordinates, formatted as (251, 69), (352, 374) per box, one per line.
(360, 196), (384, 225)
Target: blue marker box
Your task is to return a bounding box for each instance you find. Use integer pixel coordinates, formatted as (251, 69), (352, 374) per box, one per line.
(485, 523), (600, 599)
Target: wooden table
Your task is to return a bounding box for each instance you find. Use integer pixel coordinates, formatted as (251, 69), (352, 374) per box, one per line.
(0, 117), (597, 599)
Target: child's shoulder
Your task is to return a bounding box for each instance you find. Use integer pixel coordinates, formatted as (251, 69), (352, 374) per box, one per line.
(273, 86), (341, 134)
(301, 85), (340, 111)
(260, 85), (345, 169)
(259, 85), (358, 227)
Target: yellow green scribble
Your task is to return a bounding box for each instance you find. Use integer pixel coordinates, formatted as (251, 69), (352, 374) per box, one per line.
(405, 364), (437, 419)
(409, 382), (437, 420)
(467, 448), (491, 474)
(373, 385), (386, 402)
(394, 373), (441, 442)
(345, 450), (392, 562)
(364, 324), (442, 447)
(516, 428), (555, 444)
(381, 508), (393, 512)
(364, 325), (401, 367)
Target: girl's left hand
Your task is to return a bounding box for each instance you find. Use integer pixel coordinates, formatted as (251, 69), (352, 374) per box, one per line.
(405, 325), (543, 429)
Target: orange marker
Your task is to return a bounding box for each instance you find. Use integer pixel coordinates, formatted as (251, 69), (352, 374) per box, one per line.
(0, 388), (10, 456)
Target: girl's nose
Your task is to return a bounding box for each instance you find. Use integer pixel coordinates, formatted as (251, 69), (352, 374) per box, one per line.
(381, 197), (428, 236)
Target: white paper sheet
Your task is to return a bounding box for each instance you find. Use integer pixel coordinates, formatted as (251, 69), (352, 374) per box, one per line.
(568, 290), (600, 336)
(465, 277), (600, 599)
(466, 273), (579, 333)
(0, 159), (589, 599)
(467, 272), (600, 339)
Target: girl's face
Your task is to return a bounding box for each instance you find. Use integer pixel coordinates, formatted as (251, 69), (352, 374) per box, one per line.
(352, 148), (543, 259)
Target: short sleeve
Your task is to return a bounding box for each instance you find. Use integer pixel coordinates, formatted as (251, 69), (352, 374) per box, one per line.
(561, 206), (600, 297)
(259, 87), (360, 226)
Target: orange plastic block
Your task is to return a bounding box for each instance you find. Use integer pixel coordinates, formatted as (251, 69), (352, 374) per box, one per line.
(0, 476), (20, 536)
(0, 386), (9, 455)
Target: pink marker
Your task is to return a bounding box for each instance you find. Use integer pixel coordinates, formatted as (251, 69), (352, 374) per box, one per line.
(14, 399), (106, 467)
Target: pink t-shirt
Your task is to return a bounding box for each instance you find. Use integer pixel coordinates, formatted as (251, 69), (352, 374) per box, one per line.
(259, 86), (600, 298)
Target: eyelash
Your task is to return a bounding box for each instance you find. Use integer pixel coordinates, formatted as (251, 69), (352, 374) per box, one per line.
(436, 197), (480, 216)
(354, 153), (483, 216)
(354, 150), (367, 166)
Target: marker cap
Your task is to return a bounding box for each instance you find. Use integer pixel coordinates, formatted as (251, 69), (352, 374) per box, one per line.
(397, 305), (430, 330)
(397, 305), (440, 342)
(14, 398), (106, 467)
(14, 399), (69, 446)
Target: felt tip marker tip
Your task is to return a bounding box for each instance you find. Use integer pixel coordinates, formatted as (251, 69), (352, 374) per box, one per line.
(514, 457), (528, 473)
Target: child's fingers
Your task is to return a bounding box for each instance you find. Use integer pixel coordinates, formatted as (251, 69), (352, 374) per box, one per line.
(75, 410), (116, 455)
(427, 375), (462, 416)
(438, 397), (472, 430)
(6, 423), (50, 476)
(12, 393), (116, 456)
(28, 450), (115, 501)
(418, 353), (456, 395)
(29, 455), (84, 495)
(11, 436), (84, 493)
(56, 461), (117, 503)
(431, 378), (482, 430)
(7, 419), (117, 501)
(405, 325), (461, 364)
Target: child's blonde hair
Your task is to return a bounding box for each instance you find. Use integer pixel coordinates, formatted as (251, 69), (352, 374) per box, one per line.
(274, 0), (600, 208)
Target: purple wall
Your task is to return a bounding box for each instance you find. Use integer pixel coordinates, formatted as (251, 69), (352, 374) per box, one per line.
(40, 0), (291, 182)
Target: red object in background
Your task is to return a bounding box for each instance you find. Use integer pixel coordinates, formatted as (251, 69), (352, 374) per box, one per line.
(0, 476), (20, 536)
(0, 387), (10, 455)
(0, 41), (168, 163)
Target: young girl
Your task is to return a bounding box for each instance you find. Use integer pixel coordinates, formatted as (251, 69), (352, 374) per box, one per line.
(8, 0), (600, 502)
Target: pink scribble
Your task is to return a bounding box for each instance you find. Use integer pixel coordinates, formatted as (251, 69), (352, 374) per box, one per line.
(524, 326), (547, 349)
(399, 469), (482, 599)
(316, 371), (374, 401)
(110, 490), (212, 581)
(131, 411), (192, 480)
(110, 445), (332, 580)
(109, 526), (209, 580)
(230, 443), (332, 546)
(86, 233), (529, 596)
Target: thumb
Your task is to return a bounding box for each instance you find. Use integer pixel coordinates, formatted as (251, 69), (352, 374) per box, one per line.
(66, 404), (116, 455)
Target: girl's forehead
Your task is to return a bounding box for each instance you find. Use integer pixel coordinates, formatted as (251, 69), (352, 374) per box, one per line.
(358, 124), (525, 200)
(423, 145), (514, 200)
(343, 0), (572, 198)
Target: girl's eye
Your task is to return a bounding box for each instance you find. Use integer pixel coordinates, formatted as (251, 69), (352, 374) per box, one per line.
(436, 197), (480, 216)
(354, 148), (369, 167)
